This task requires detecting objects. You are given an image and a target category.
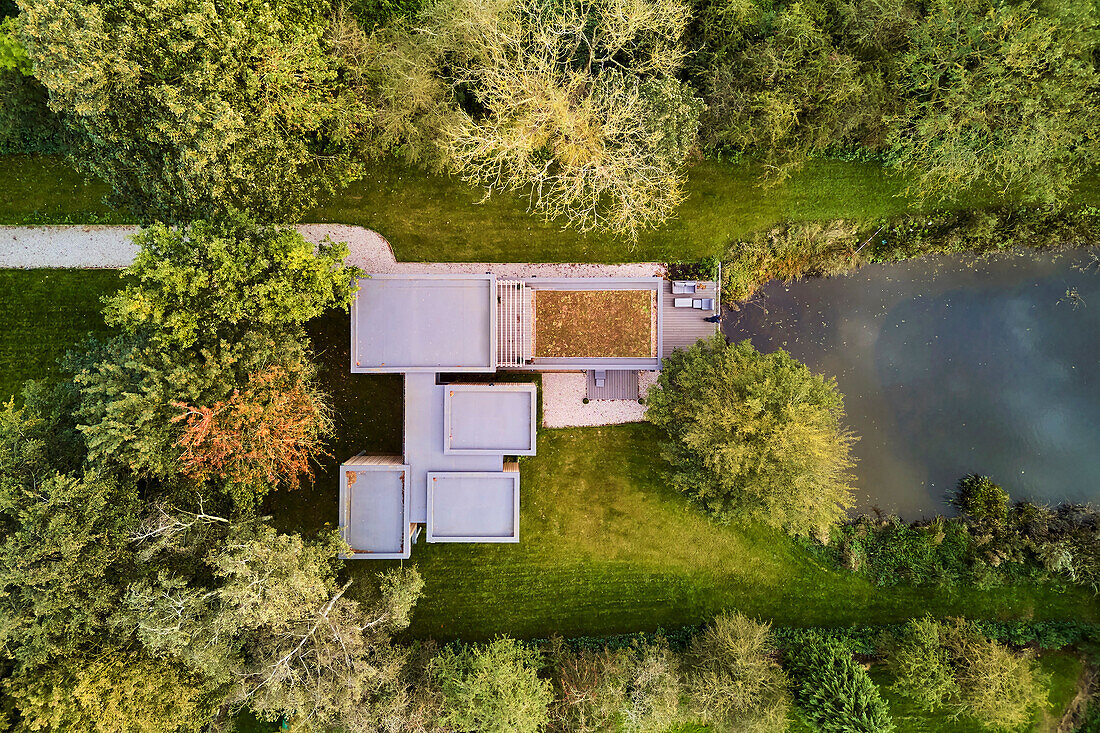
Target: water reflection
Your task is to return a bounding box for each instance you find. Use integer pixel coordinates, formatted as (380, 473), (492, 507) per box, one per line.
(722, 249), (1100, 518)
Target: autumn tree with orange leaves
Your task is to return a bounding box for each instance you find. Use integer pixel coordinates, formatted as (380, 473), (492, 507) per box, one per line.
(172, 365), (332, 505)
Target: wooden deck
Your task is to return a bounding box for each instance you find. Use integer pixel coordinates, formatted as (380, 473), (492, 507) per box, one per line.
(660, 280), (719, 358)
(585, 369), (639, 400)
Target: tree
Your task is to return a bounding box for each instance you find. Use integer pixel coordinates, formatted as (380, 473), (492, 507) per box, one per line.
(688, 0), (890, 179)
(5, 649), (213, 733)
(0, 392), (139, 668)
(426, 0), (702, 236)
(15, 0), (366, 221)
(884, 617), (1048, 730)
(104, 217), (361, 349)
(684, 611), (790, 733)
(646, 336), (856, 536)
(884, 616), (960, 712)
(172, 364), (332, 495)
(433, 636), (553, 733)
(886, 0), (1100, 204)
(787, 636), (894, 733)
(953, 634), (1047, 730)
(71, 331), (330, 509)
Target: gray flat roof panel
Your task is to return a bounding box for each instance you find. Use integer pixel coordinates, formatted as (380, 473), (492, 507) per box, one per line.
(353, 275), (496, 372)
(404, 374), (504, 523)
(445, 384), (537, 455)
(339, 465), (409, 559)
(427, 472), (520, 542)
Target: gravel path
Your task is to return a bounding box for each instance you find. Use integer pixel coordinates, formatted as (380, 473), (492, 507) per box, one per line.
(1, 223), (662, 427)
(0, 223), (664, 277)
(541, 370), (659, 428)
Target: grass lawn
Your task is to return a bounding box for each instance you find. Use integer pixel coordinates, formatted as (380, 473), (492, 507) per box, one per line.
(534, 289), (654, 357)
(0, 269), (121, 401)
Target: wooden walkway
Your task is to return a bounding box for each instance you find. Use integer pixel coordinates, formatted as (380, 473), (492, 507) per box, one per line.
(660, 280), (719, 358)
(585, 369), (639, 400)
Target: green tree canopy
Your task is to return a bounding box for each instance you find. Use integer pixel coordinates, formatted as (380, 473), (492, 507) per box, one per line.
(5, 649), (212, 733)
(684, 611), (790, 733)
(69, 331), (326, 509)
(105, 217), (360, 348)
(646, 335), (856, 536)
(433, 636), (553, 733)
(788, 636), (894, 733)
(0, 390), (139, 669)
(15, 0), (365, 221)
(886, 0), (1100, 204)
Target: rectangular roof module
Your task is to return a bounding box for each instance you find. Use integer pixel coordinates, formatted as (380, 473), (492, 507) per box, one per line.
(427, 471), (520, 543)
(444, 383), (538, 455)
(352, 274), (497, 373)
(339, 459), (411, 559)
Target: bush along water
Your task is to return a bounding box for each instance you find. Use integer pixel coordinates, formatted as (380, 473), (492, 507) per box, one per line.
(721, 205), (1100, 303)
(807, 476), (1100, 592)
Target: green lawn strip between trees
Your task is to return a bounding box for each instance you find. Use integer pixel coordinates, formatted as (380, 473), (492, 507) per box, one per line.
(10, 153), (1100, 263)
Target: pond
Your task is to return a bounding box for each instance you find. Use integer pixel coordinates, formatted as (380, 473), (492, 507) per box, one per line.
(722, 248), (1100, 518)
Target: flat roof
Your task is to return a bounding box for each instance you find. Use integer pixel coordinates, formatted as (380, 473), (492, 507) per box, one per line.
(339, 463), (410, 559)
(427, 471), (520, 542)
(444, 383), (537, 455)
(352, 274), (496, 373)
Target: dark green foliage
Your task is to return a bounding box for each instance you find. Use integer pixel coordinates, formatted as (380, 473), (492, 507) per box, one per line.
(820, 500), (1100, 593)
(0, 387), (139, 669)
(0, 71), (65, 154)
(687, 0), (892, 178)
(68, 331), (314, 508)
(647, 335), (856, 535)
(887, 0), (1100, 204)
(953, 475), (1010, 524)
(787, 635), (894, 733)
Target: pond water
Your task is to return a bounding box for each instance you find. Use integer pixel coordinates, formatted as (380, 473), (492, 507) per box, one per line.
(722, 248), (1100, 518)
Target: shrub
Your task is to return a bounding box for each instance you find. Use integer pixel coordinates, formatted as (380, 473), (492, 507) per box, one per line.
(787, 636), (894, 733)
(432, 636), (552, 733)
(646, 335), (856, 536)
(621, 639), (684, 733)
(684, 611), (790, 733)
(547, 639), (631, 733)
(952, 632), (1048, 730)
(883, 617), (1049, 730)
(884, 617), (959, 712)
(953, 475), (1009, 524)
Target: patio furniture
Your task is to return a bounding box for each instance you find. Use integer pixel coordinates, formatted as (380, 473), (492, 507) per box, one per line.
(693, 298), (715, 310)
(672, 281), (697, 294)
(674, 297), (693, 308)
(594, 369), (606, 388)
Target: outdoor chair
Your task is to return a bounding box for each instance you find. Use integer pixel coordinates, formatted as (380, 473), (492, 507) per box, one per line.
(594, 369), (606, 388)
(672, 281), (697, 294)
(693, 298), (715, 310)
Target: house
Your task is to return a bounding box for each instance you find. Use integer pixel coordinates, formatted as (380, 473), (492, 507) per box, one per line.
(341, 272), (718, 559)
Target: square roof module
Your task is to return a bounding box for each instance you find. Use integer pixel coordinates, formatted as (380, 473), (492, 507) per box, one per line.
(352, 274), (497, 373)
(427, 471), (520, 543)
(339, 459), (411, 559)
(444, 383), (537, 455)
